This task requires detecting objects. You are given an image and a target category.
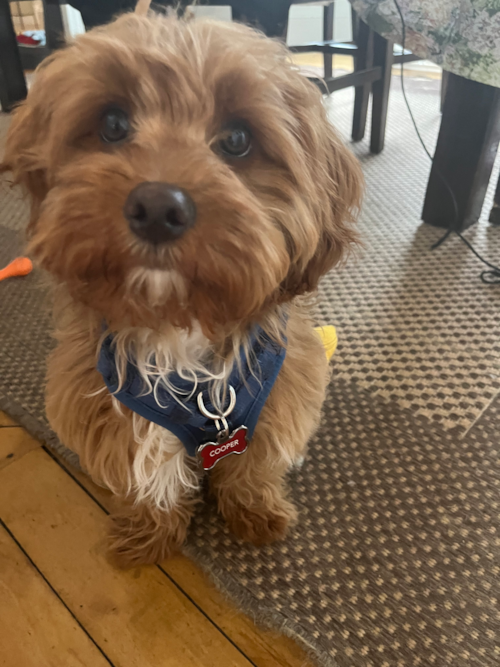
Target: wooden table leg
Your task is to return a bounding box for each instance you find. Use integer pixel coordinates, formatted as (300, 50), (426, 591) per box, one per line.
(0, 0), (27, 112)
(422, 72), (500, 231)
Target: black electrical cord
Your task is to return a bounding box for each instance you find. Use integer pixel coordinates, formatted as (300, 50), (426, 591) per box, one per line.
(392, 0), (500, 284)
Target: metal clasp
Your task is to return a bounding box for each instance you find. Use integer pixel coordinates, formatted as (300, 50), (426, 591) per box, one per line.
(197, 385), (236, 443)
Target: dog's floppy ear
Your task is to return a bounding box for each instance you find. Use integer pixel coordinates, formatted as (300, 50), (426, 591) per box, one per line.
(279, 80), (363, 299)
(300, 121), (362, 292)
(1, 97), (49, 235)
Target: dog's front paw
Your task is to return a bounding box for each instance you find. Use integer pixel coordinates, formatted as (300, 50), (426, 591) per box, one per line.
(107, 507), (187, 568)
(224, 500), (297, 546)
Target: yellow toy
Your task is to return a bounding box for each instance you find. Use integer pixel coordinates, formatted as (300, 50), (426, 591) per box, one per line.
(315, 325), (338, 361)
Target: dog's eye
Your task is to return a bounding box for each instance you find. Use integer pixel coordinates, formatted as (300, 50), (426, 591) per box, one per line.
(218, 122), (252, 158)
(100, 108), (130, 143)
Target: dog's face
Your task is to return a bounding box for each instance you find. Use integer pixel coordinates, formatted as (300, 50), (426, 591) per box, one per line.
(2, 14), (361, 336)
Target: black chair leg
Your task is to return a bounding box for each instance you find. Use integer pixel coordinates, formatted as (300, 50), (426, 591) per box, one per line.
(370, 31), (392, 154)
(350, 7), (359, 43)
(323, 2), (334, 80)
(0, 0), (27, 112)
(352, 19), (373, 142)
(43, 0), (65, 51)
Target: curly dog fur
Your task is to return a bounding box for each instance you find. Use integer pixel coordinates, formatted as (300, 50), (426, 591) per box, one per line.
(2, 11), (361, 567)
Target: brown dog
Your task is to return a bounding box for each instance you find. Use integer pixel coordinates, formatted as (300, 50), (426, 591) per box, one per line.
(2, 12), (361, 567)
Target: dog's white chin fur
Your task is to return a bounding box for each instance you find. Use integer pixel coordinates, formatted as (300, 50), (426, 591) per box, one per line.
(127, 266), (187, 307)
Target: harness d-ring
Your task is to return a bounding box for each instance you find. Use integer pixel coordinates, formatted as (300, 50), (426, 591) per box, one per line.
(197, 385), (236, 421)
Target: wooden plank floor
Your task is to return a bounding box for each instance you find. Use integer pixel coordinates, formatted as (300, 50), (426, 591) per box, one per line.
(0, 413), (311, 667)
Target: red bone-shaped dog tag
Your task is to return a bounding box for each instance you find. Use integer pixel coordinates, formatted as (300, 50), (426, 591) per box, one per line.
(197, 427), (248, 471)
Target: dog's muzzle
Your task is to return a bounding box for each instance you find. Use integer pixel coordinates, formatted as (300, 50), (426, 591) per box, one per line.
(124, 181), (196, 245)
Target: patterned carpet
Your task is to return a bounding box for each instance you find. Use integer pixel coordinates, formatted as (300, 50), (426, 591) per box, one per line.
(1, 81), (500, 666)
(318, 86), (500, 437)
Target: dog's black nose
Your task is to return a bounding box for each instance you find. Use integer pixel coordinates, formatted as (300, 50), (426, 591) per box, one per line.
(124, 182), (196, 244)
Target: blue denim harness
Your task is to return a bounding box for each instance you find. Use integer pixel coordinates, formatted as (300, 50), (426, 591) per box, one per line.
(97, 327), (287, 458)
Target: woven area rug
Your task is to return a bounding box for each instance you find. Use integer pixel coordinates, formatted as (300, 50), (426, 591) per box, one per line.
(1, 80), (500, 666)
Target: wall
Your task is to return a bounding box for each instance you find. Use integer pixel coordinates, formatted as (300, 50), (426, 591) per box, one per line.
(286, 0), (352, 46)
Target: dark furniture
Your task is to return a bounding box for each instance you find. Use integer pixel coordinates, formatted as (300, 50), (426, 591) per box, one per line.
(290, 2), (419, 154)
(0, 0), (66, 110)
(69, 0), (293, 35)
(422, 73), (500, 231)
(0, 0), (27, 111)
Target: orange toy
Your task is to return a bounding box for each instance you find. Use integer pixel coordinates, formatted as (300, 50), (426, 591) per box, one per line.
(0, 257), (33, 282)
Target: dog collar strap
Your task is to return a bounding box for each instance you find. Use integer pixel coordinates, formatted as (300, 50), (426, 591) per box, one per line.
(97, 326), (287, 459)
